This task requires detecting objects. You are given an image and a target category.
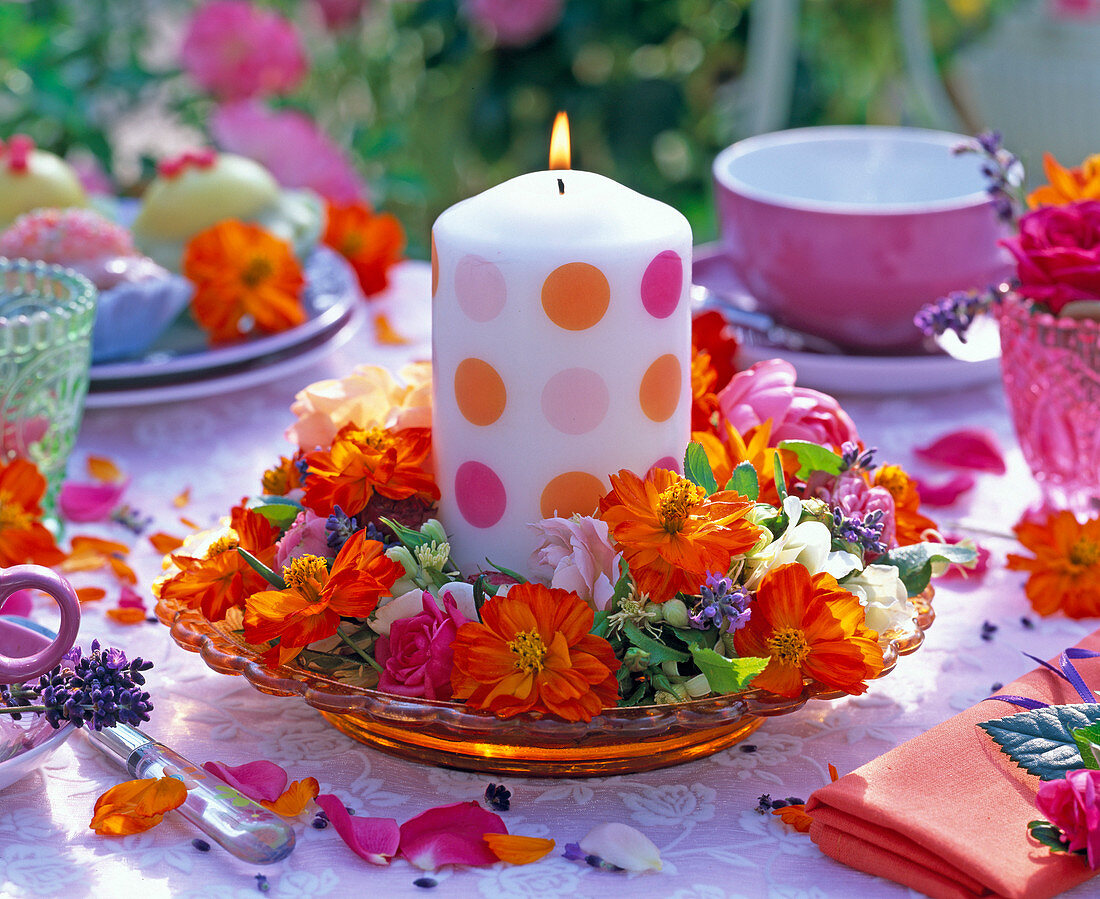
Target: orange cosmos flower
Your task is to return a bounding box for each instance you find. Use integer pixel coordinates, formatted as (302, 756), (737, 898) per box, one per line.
(873, 464), (936, 547)
(733, 562), (884, 699)
(0, 458), (65, 567)
(691, 346), (720, 431)
(323, 200), (405, 298)
(302, 424), (438, 518)
(1028, 153), (1100, 208)
(244, 530), (402, 665)
(158, 506), (281, 622)
(450, 583), (620, 722)
(183, 220), (306, 344)
(693, 419), (797, 507)
(261, 454), (303, 496)
(1007, 511), (1100, 618)
(90, 776), (188, 836)
(597, 468), (760, 603)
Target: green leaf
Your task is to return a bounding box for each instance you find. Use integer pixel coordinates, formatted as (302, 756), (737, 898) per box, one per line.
(777, 440), (844, 480)
(772, 451), (787, 502)
(609, 560), (633, 608)
(881, 542), (978, 596)
(473, 575), (489, 617)
(684, 441), (718, 495)
(622, 622), (690, 665)
(690, 647), (769, 694)
(379, 516), (435, 551)
(725, 461), (759, 501)
(978, 704), (1100, 780)
(251, 503), (301, 530)
(1072, 724), (1100, 769)
(665, 626), (716, 649)
(591, 611), (611, 639)
(236, 548), (286, 589)
(486, 559), (527, 584)
(1028, 821), (1072, 853)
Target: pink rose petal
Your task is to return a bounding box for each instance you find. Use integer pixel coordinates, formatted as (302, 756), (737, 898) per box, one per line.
(315, 794), (399, 865)
(913, 473), (976, 507)
(202, 759), (287, 802)
(913, 429), (1006, 474)
(117, 585), (147, 611)
(399, 801), (507, 871)
(57, 479), (129, 522)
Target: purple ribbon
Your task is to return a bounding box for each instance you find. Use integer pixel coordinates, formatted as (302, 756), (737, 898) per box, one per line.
(989, 648), (1100, 710)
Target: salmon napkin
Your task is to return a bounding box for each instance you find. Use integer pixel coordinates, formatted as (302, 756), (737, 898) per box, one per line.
(805, 631), (1100, 899)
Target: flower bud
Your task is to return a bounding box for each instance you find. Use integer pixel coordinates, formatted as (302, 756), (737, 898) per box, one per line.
(661, 598), (690, 629)
(420, 518), (449, 545)
(623, 647), (650, 673)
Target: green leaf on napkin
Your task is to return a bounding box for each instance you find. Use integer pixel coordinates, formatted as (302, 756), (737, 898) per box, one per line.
(684, 441), (718, 495)
(978, 704), (1100, 781)
(1071, 724), (1100, 769)
(725, 461), (759, 501)
(690, 647), (768, 694)
(880, 542), (978, 596)
(1027, 820), (1073, 853)
(777, 440), (844, 480)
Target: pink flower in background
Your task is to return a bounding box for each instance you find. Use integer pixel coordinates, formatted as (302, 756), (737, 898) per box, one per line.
(463, 0), (564, 47)
(1036, 768), (1100, 867)
(181, 1), (307, 101)
(1003, 201), (1100, 314)
(274, 510), (332, 569)
(211, 101), (365, 204)
(716, 359), (859, 450)
(528, 515), (622, 611)
(313, 0), (368, 29)
(375, 592), (468, 700)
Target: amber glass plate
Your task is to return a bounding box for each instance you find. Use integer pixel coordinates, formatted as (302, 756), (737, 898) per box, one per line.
(155, 588), (933, 778)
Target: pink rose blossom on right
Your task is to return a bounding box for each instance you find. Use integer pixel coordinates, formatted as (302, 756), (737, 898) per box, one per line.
(1035, 768), (1100, 868)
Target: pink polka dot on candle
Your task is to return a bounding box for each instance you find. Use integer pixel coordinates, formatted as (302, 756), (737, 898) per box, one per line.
(541, 368), (609, 435)
(454, 254), (507, 322)
(454, 461), (506, 528)
(649, 455), (681, 475)
(641, 250), (683, 319)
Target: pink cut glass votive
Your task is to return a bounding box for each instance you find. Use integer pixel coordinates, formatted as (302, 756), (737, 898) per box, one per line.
(998, 294), (1100, 516)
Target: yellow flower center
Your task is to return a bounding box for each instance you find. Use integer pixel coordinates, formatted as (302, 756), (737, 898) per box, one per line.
(0, 491), (31, 531)
(508, 629), (548, 675)
(360, 427), (391, 451)
(874, 465), (907, 498)
(1070, 537), (1100, 567)
(339, 233), (364, 257)
(261, 462), (292, 496)
(656, 480), (705, 533)
(283, 554), (330, 590)
(205, 534), (239, 558)
(240, 255), (274, 288)
(767, 626), (811, 667)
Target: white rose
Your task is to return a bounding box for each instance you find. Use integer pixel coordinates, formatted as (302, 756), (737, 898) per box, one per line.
(744, 496), (833, 590)
(841, 564), (915, 641)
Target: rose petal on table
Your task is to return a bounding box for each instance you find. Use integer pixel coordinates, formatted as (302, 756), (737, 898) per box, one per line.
(315, 794), (399, 865)
(483, 833), (556, 865)
(399, 801), (507, 870)
(86, 455), (124, 483)
(772, 804), (813, 833)
(106, 606), (147, 624)
(58, 479), (129, 522)
(913, 473), (976, 507)
(76, 587), (107, 603)
(373, 312), (410, 345)
(90, 776), (187, 836)
(149, 532), (185, 554)
(913, 429), (1006, 474)
(118, 584), (146, 609)
(202, 760), (287, 802)
(174, 487), (191, 508)
(579, 822), (662, 872)
(261, 777), (320, 817)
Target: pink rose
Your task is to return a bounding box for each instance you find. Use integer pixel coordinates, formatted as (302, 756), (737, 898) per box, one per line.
(275, 511), (332, 569)
(1036, 768), (1100, 867)
(462, 0), (564, 47)
(375, 592), (468, 700)
(820, 471), (897, 549)
(716, 359), (859, 450)
(1003, 201), (1100, 314)
(181, 1), (307, 101)
(528, 515), (622, 611)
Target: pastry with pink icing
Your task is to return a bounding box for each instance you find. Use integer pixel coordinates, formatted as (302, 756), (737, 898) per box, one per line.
(0, 135), (87, 228)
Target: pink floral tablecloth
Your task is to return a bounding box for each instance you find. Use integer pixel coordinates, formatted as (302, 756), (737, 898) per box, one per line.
(2, 262), (1096, 899)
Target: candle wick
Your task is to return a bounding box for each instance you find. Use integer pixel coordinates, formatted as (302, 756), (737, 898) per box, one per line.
(557, 178), (565, 195)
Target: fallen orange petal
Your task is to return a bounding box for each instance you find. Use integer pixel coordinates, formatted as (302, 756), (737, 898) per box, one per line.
(373, 312), (409, 346)
(90, 776), (187, 836)
(482, 833), (556, 865)
(261, 777), (320, 817)
(108, 556), (138, 585)
(149, 532), (185, 554)
(87, 455), (124, 483)
(68, 535), (131, 558)
(828, 763), (839, 783)
(179, 516), (200, 530)
(106, 606), (148, 625)
(772, 804), (813, 833)
(174, 487), (191, 509)
(76, 587), (107, 603)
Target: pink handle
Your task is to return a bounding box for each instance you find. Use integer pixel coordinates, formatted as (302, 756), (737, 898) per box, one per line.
(0, 565), (81, 684)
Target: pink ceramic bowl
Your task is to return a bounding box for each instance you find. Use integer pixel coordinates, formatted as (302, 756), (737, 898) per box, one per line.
(713, 126), (1013, 352)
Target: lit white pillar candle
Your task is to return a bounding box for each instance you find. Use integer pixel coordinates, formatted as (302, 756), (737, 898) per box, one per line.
(431, 116), (691, 577)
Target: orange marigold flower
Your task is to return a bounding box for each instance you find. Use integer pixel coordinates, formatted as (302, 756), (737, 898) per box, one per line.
(1028, 153), (1100, 208)
(158, 506), (281, 622)
(733, 562), (884, 698)
(693, 419), (797, 507)
(261, 455), (303, 496)
(873, 464), (936, 547)
(597, 467), (760, 603)
(90, 776), (188, 836)
(1007, 511), (1100, 618)
(244, 531), (402, 665)
(0, 458), (65, 567)
(691, 346), (720, 431)
(183, 220), (306, 344)
(302, 424), (438, 518)
(323, 200), (405, 298)
(450, 583), (620, 722)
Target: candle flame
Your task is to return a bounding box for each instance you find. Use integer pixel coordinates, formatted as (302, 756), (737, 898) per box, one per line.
(549, 112), (571, 170)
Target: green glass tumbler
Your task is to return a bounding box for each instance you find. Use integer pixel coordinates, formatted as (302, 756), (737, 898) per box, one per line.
(0, 258), (97, 508)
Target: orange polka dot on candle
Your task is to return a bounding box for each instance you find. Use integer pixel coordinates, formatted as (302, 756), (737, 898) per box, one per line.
(454, 358), (506, 426)
(639, 354), (682, 422)
(540, 470), (606, 519)
(541, 262), (610, 331)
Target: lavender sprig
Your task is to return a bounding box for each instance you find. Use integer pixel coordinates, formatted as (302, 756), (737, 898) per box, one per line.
(914, 285), (1007, 342)
(0, 640), (153, 730)
(952, 130), (1025, 224)
(833, 507), (887, 556)
(839, 441), (876, 473)
(689, 573), (752, 632)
